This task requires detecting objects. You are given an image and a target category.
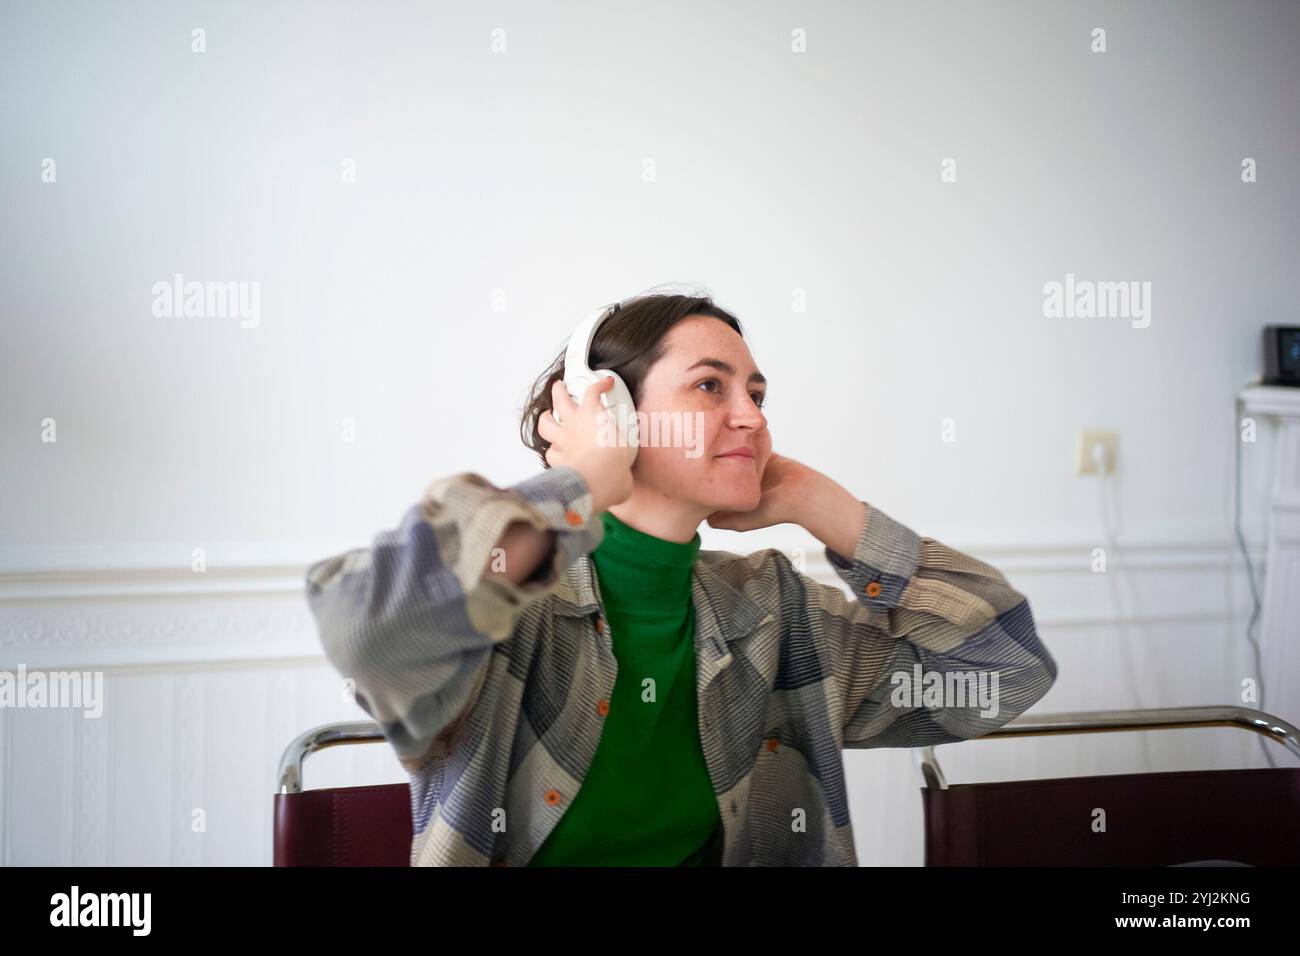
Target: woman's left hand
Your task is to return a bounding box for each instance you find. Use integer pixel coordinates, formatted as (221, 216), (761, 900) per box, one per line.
(706, 452), (814, 532)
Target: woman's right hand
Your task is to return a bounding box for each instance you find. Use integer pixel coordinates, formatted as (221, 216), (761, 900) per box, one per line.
(537, 376), (634, 515)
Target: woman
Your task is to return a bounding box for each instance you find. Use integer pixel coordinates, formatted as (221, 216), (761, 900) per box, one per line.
(305, 292), (1059, 867)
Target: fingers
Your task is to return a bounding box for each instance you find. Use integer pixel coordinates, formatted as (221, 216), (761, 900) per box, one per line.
(546, 374), (614, 434)
(537, 409), (559, 443)
(581, 375), (615, 410)
(550, 380), (576, 422)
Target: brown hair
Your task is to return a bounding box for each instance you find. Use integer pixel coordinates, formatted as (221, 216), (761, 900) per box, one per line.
(519, 289), (745, 469)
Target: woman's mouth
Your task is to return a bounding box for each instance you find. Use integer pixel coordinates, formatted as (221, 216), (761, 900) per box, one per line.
(716, 447), (755, 461)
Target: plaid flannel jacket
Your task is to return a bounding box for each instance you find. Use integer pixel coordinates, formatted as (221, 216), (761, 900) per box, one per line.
(304, 465), (1058, 866)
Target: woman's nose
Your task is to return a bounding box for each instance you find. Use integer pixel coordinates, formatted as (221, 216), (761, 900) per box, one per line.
(729, 397), (765, 429)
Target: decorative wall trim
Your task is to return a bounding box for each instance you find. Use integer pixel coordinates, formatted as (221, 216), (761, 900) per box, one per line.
(0, 536), (1268, 598)
(0, 537), (1269, 671)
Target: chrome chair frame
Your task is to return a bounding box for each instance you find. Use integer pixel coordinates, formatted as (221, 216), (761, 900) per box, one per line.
(912, 705), (1300, 789)
(277, 720), (388, 794)
(276, 705), (1300, 795)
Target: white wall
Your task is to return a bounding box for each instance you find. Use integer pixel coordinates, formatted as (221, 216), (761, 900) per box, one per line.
(2, 0), (1297, 866)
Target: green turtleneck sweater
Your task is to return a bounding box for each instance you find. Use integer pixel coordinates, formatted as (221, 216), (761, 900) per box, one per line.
(528, 510), (722, 866)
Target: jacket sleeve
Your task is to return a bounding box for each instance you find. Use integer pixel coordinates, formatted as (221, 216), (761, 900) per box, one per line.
(803, 500), (1058, 748)
(303, 465), (604, 771)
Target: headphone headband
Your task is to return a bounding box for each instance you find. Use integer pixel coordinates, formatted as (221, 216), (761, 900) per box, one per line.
(563, 301), (621, 379)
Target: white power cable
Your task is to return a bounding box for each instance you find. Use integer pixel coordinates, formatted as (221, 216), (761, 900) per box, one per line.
(1092, 442), (1155, 771)
(1233, 397), (1279, 769)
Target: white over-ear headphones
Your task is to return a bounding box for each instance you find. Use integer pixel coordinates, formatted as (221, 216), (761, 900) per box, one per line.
(554, 301), (640, 463)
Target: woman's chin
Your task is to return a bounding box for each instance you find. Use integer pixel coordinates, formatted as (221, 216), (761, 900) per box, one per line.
(711, 489), (762, 513)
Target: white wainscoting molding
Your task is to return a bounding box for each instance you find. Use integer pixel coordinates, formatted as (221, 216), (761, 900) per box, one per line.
(0, 535), (1270, 671)
(0, 533), (1282, 866)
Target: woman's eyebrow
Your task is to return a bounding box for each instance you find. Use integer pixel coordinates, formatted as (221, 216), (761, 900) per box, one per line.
(684, 357), (767, 386)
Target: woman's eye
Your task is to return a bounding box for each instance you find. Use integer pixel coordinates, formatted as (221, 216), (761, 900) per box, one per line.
(698, 378), (766, 408)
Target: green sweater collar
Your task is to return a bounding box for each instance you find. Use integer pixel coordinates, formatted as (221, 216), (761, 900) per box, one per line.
(591, 510), (701, 612)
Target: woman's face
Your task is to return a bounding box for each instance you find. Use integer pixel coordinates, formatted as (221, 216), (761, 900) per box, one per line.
(629, 315), (772, 518)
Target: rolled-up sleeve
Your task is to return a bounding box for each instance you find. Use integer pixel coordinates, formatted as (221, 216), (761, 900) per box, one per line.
(807, 500), (1058, 748)
(304, 465), (604, 770)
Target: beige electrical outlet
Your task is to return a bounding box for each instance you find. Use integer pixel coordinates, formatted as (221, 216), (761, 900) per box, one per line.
(1077, 429), (1118, 475)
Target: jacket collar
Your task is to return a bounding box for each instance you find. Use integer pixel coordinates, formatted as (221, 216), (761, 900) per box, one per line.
(555, 551), (772, 647)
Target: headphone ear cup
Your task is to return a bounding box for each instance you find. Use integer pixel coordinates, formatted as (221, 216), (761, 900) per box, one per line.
(599, 371), (639, 464)
(553, 370), (594, 426)
(552, 368), (638, 464)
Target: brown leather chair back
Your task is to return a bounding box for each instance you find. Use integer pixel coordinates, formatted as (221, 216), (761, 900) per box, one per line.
(274, 783), (412, 866)
(273, 721), (413, 867)
(915, 705), (1300, 866)
(924, 766), (1300, 865)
